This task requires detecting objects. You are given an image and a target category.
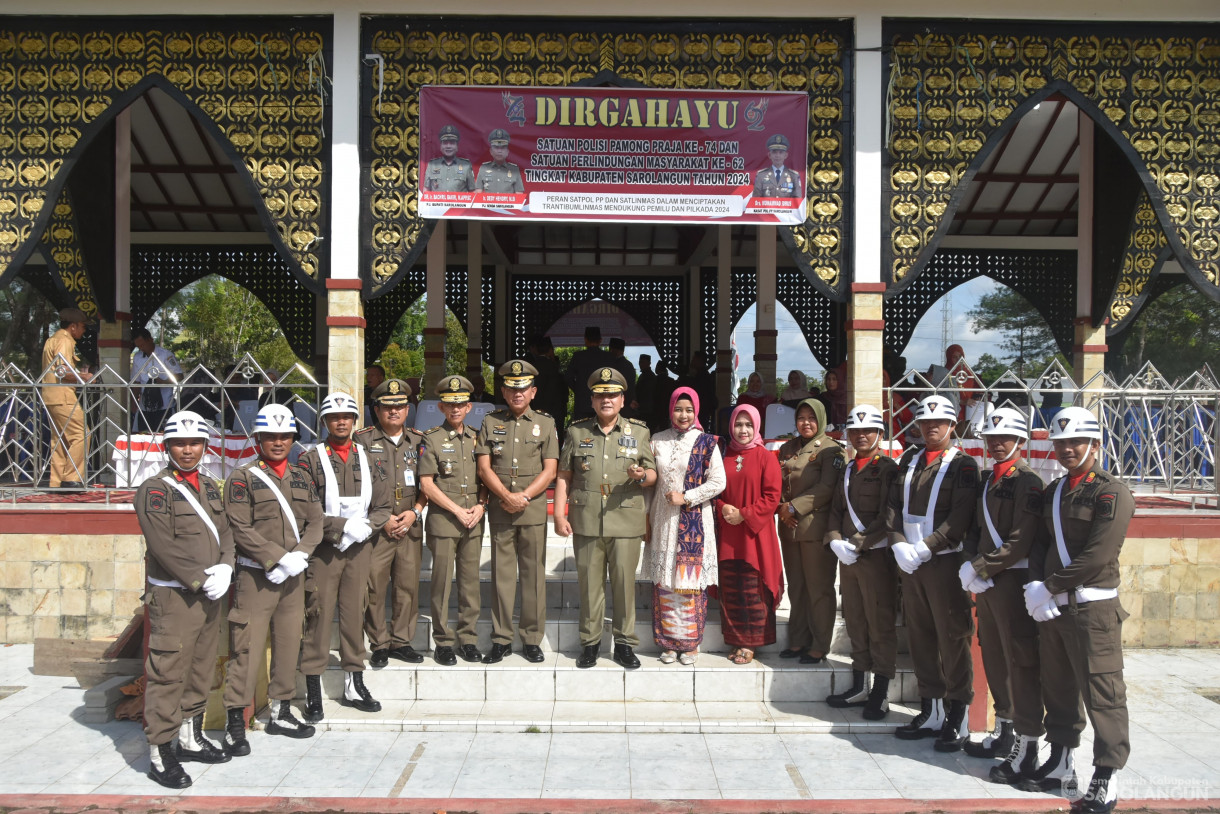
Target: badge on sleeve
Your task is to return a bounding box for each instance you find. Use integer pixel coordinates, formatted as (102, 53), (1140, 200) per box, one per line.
(1096, 492), (1116, 520)
(958, 465), (978, 488)
(229, 480), (249, 503)
(146, 488), (167, 513)
(833, 456), (844, 470)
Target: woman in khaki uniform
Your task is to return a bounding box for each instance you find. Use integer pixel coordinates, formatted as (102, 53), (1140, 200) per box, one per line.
(776, 398), (847, 662)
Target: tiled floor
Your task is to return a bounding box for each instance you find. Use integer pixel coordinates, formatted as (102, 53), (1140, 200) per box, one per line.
(1, 644), (1218, 801)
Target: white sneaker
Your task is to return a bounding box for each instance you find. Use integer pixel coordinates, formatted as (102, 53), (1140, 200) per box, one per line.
(659, 650), (677, 664)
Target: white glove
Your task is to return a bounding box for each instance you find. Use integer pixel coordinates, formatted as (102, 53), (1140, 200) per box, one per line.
(340, 517), (374, 551)
(892, 541), (921, 574)
(829, 539), (859, 566)
(1024, 581), (1053, 615)
(265, 564), (289, 584)
(202, 563), (233, 601)
(958, 561), (979, 592)
(913, 541), (932, 562)
(969, 575), (994, 594)
(278, 550), (309, 577)
(1031, 601), (1062, 622)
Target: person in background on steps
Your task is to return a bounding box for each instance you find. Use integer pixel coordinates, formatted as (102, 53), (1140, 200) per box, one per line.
(136, 410), (234, 789)
(1019, 406), (1134, 814)
(297, 393), (392, 724)
(959, 407), (1046, 784)
(886, 395), (978, 751)
(824, 404), (899, 721)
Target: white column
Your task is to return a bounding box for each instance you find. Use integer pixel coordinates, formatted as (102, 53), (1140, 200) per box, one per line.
(424, 220), (448, 389)
(1073, 112), (1106, 389)
(716, 225), (733, 408)
(853, 12), (883, 286)
(100, 108), (132, 380)
(466, 222), (483, 381)
(755, 225), (778, 396)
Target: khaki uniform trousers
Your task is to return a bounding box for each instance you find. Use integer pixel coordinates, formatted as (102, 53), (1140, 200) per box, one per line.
(1039, 597), (1130, 769)
(574, 534), (641, 647)
(302, 541), (374, 674)
(976, 568), (1044, 736)
(490, 522), (547, 646)
(902, 553), (975, 702)
(364, 527), (423, 650)
(839, 547), (898, 678)
(144, 584), (221, 745)
(223, 565), (305, 708)
(47, 399), (87, 487)
(780, 532), (838, 654)
(428, 526), (483, 647)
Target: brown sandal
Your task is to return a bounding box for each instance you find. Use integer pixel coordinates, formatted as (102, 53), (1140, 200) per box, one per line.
(729, 648), (754, 665)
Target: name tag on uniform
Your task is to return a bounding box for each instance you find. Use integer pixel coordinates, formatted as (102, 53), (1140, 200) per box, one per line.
(404, 469), (415, 487)
(579, 438), (594, 449)
(493, 426), (507, 436)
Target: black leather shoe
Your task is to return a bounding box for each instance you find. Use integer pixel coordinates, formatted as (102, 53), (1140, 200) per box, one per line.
(434, 646), (457, 666)
(779, 648), (803, 659)
(458, 644), (483, 663)
(370, 648), (389, 668)
(576, 643), (599, 668)
(522, 644), (545, 663)
(58, 481), (84, 490)
(388, 645), (424, 664)
(483, 643), (511, 664)
(799, 652), (825, 664)
(612, 643), (641, 670)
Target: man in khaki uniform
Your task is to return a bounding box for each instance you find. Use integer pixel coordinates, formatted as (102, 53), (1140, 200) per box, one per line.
(358, 379), (429, 667)
(476, 129), (525, 193)
(752, 133), (802, 198)
(554, 367), (656, 670)
(476, 360), (559, 664)
(419, 375), (488, 666)
(222, 404), (323, 755)
(959, 407), (1045, 781)
(824, 404), (899, 720)
(1020, 407), (1134, 814)
(136, 410), (234, 789)
(298, 393), (392, 723)
(41, 306), (93, 488)
(424, 124), (476, 192)
(886, 395), (978, 749)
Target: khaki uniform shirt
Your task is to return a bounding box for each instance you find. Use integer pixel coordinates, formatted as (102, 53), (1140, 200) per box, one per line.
(355, 425), (426, 535)
(476, 161), (525, 193)
(1031, 464), (1134, 594)
(424, 157), (476, 192)
(476, 407), (558, 526)
(224, 459), (324, 570)
(298, 442), (394, 547)
(753, 166), (802, 198)
(418, 422), (482, 536)
(886, 446), (979, 552)
(964, 459), (1045, 579)
(41, 328), (82, 405)
(778, 435), (847, 541)
(559, 416), (655, 538)
(136, 466), (235, 592)
(825, 454), (899, 551)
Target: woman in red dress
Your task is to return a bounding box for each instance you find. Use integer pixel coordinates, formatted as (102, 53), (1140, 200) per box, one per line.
(715, 404), (784, 664)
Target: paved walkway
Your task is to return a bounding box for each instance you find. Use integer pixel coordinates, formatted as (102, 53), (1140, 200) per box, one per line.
(0, 644), (1217, 804)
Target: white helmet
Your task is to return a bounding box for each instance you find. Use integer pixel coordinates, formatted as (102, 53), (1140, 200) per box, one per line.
(980, 406), (1029, 440)
(320, 392), (360, 419)
(1048, 406), (1102, 440)
(915, 395), (957, 422)
(253, 403), (297, 436)
(163, 410), (212, 441)
(844, 404), (886, 431)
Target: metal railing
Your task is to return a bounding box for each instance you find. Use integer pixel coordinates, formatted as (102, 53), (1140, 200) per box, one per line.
(0, 353), (324, 495)
(887, 358), (1218, 495)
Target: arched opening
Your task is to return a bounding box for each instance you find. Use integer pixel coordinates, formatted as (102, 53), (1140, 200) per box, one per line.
(370, 295), (481, 399)
(731, 301), (824, 395)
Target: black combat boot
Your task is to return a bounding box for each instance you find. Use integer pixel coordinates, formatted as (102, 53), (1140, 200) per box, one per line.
(175, 713), (230, 764)
(304, 674), (325, 723)
(895, 697), (944, 739)
(862, 674), (890, 720)
(990, 734), (1040, 785)
(223, 707), (250, 757)
(826, 670), (870, 708)
(265, 699), (316, 739)
(341, 671), (382, 713)
(149, 741), (192, 789)
(934, 699), (970, 752)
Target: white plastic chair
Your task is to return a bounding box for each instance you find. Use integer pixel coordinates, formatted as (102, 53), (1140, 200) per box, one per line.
(467, 402), (495, 430)
(414, 399), (443, 431)
(764, 403), (796, 438)
(232, 400), (259, 435)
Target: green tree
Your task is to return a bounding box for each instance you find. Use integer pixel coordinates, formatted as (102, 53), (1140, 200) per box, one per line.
(1120, 285), (1220, 382)
(966, 287), (1059, 377)
(373, 296), (494, 393)
(0, 278), (59, 373)
(972, 353), (1008, 385)
(169, 276), (302, 375)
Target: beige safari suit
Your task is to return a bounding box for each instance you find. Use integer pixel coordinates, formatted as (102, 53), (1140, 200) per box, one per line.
(419, 422), (485, 647)
(41, 328), (88, 486)
(559, 417), (655, 647)
(357, 425), (427, 651)
(222, 459), (323, 707)
(752, 166), (802, 197)
(424, 157), (476, 192)
(476, 161), (525, 193)
(297, 443), (393, 674)
(136, 467), (235, 746)
(476, 407), (559, 647)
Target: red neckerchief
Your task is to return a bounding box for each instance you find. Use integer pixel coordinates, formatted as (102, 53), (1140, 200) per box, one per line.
(855, 455), (872, 472)
(264, 458), (289, 479)
(176, 470), (200, 491)
(1068, 470), (1089, 490)
(991, 458), (1019, 484)
(923, 448), (945, 467)
(328, 439), (351, 463)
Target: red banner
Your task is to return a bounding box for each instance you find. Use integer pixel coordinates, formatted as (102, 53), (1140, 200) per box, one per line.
(419, 85), (809, 225)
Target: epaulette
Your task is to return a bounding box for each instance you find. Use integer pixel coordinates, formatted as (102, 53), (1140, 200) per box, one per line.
(406, 426), (424, 436)
(423, 424), (446, 435)
(480, 160), (494, 166)
(355, 426), (375, 435)
(571, 417), (594, 425)
(628, 418), (649, 428)
(533, 409), (552, 418)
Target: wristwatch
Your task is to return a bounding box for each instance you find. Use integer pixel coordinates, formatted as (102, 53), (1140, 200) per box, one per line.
(787, 503), (796, 515)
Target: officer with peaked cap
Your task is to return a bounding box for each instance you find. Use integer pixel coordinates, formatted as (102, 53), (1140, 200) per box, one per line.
(886, 394), (979, 748)
(1019, 407), (1133, 814)
(419, 375), (489, 665)
(298, 392), (393, 723)
(753, 132), (802, 198)
(136, 410), (234, 788)
(41, 306), (94, 488)
(554, 367), (656, 670)
(476, 129), (525, 193)
(221, 404), (324, 755)
(358, 379), (430, 667)
(424, 124), (476, 192)
(476, 360), (559, 664)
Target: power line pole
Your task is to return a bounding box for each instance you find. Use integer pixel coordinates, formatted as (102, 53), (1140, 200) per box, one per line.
(940, 295), (953, 352)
